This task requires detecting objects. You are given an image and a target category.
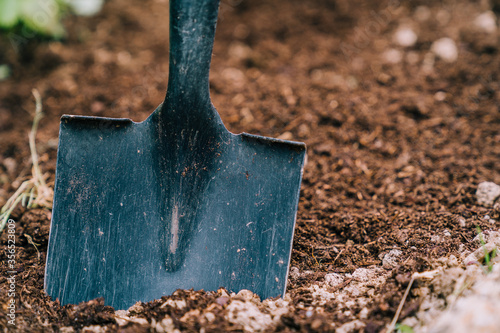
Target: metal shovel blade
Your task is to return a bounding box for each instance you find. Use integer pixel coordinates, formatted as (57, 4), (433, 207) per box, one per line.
(45, 0), (306, 310)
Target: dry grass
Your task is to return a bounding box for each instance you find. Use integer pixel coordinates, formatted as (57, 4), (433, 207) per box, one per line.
(0, 89), (53, 233)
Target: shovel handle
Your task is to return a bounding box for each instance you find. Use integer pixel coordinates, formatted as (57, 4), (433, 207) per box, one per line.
(165, 0), (221, 105)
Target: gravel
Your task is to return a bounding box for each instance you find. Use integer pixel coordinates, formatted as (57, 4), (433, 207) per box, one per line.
(476, 181), (500, 207)
(431, 38), (458, 62)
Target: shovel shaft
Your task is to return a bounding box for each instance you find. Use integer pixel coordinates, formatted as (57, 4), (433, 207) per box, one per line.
(165, 0), (220, 105)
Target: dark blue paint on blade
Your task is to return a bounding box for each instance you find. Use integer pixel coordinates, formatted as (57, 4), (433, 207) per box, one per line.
(44, 0), (306, 310)
(45, 115), (305, 309)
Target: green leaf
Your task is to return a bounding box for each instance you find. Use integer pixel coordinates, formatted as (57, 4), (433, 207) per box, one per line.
(19, 0), (65, 37)
(0, 0), (20, 29)
(0, 64), (10, 81)
(396, 324), (414, 333)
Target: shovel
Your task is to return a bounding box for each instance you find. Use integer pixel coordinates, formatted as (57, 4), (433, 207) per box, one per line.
(45, 0), (306, 310)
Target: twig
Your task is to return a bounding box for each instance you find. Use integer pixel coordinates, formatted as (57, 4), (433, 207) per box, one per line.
(311, 247), (321, 267)
(387, 269), (441, 332)
(30, 89), (45, 188)
(24, 233), (41, 261)
(328, 277), (353, 293)
(332, 249), (344, 265)
(0, 89), (53, 233)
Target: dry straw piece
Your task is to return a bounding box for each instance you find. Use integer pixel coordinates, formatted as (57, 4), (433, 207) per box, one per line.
(0, 89), (54, 233)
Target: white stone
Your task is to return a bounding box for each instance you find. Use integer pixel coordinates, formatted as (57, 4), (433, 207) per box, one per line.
(225, 300), (273, 332)
(324, 273), (344, 287)
(394, 27), (418, 47)
(447, 255), (459, 267)
(114, 315), (130, 327)
(431, 235), (443, 243)
(414, 6), (431, 21)
(127, 301), (144, 313)
(351, 267), (382, 283)
(228, 42), (252, 60)
(359, 307), (370, 319)
(204, 312), (216, 323)
(236, 289), (256, 302)
(383, 48), (403, 64)
(434, 91), (447, 101)
(336, 320), (366, 333)
(81, 326), (106, 333)
(59, 327), (75, 333)
(474, 11), (497, 34)
(260, 298), (290, 323)
(431, 274), (500, 333)
(344, 267), (389, 296)
(289, 266), (300, 279)
(65, 0), (104, 16)
(160, 299), (187, 309)
(114, 310), (131, 326)
(309, 284), (337, 305)
(476, 181), (500, 206)
(382, 249), (402, 269)
(431, 38), (458, 62)
(155, 316), (176, 333)
(464, 242), (499, 265)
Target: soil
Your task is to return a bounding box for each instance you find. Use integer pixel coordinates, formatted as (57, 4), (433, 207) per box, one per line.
(1, 0), (500, 332)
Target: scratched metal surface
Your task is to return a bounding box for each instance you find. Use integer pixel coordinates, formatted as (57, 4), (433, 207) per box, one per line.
(44, 0), (306, 310)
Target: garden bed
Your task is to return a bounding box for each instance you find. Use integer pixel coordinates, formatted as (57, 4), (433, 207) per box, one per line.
(1, 0), (499, 332)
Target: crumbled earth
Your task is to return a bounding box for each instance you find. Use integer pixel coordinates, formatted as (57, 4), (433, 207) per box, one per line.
(1, 0), (500, 332)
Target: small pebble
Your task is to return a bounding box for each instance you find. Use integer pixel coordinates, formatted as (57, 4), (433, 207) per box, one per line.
(311, 318), (323, 330)
(289, 266), (300, 279)
(382, 249), (402, 269)
(484, 215), (497, 224)
(215, 296), (230, 306)
(127, 301), (144, 314)
(476, 181), (500, 207)
(59, 327), (75, 333)
(204, 312), (216, 323)
(431, 38), (458, 62)
(383, 48), (403, 64)
(81, 326), (106, 333)
(67, 0), (104, 16)
(2, 157), (17, 176)
(236, 289), (255, 302)
(278, 131), (293, 141)
(414, 6), (431, 22)
(218, 288), (229, 297)
(394, 27), (418, 47)
(474, 11), (497, 34)
(324, 273), (344, 287)
(434, 91), (447, 101)
(436, 9), (451, 25)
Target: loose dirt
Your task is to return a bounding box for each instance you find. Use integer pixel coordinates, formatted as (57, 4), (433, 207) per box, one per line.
(1, 0), (499, 332)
